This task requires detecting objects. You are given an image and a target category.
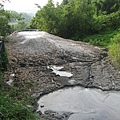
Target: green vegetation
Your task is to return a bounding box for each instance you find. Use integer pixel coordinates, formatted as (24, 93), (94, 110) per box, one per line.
(8, 11), (33, 31)
(81, 29), (120, 46)
(0, 76), (40, 120)
(109, 32), (120, 68)
(0, 10), (11, 36)
(0, 3), (33, 36)
(29, 0), (120, 39)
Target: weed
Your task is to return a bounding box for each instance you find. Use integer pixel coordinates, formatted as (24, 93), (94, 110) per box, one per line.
(79, 29), (119, 47)
(109, 32), (120, 68)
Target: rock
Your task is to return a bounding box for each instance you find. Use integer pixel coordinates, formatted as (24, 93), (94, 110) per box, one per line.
(40, 103), (44, 108)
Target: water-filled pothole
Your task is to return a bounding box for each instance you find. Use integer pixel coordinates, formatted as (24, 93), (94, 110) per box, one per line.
(37, 86), (120, 120)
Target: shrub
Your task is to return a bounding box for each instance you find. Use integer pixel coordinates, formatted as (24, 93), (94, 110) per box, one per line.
(108, 32), (120, 68)
(80, 29), (119, 46)
(0, 93), (39, 120)
(93, 10), (120, 33)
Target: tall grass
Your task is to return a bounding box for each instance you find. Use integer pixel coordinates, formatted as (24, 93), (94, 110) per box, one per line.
(80, 29), (119, 47)
(108, 32), (120, 68)
(0, 70), (39, 119)
(0, 78), (40, 120)
(0, 94), (38, 120)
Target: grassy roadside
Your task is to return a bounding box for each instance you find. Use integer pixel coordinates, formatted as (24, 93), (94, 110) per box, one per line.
(0, 41), (40, 119)
(108, 32), (120, 69)
(0, 72), (40, 120)
(80, 29), (120, 47)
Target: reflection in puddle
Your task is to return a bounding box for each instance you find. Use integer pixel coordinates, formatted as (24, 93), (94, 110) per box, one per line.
(47, 65), (73, 77)
(37, 87), (120, 120)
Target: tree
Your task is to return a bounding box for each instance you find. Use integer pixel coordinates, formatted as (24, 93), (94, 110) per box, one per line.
(101, 0), (117, 14)
(0, 0), (11, 36)
(29, 0), (58, 33)
(92, 0), (104, 16)
(0, 10), (11, 36)
(8, 11), (33, 31)
(92, 0), (120, 15)
(29, 0), (120, 39)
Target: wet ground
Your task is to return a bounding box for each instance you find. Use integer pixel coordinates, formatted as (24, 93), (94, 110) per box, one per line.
(4, 30), (120, 120)
(38, 86), (120, 120)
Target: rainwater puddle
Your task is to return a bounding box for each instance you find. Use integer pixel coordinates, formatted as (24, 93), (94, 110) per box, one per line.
(47, 65), (73, 77)
(37, 86), (120, 120)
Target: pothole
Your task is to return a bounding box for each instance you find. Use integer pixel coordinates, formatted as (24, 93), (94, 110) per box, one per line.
(37, 86), (120, 120)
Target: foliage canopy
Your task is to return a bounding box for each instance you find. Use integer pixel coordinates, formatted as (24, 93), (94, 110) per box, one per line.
(29, 0), (120, 39)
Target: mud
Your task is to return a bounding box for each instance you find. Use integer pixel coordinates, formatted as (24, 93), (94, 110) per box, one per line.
(37, 86), (120, 120)
(4, 30), (120, 119)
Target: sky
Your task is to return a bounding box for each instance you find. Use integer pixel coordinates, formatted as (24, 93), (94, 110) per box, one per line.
(4, 0), (63, 14)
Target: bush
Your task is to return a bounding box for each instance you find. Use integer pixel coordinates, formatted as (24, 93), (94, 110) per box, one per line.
(92, 10), (120, 33)
(80, 29), (119, 46)
(0, 93), (39, 120)
(108, 32), (120, 68)
(0, 78), (40, 120)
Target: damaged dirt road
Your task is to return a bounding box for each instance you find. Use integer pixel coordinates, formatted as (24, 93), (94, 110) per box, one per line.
(4, 30), (120, 120)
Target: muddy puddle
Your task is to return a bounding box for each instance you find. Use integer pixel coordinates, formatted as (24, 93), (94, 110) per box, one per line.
(37, 86), (120, 120)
